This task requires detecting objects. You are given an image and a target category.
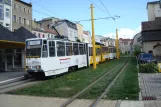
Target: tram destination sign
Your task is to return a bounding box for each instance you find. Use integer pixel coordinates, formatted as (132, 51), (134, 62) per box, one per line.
(28, 40), (41, 46)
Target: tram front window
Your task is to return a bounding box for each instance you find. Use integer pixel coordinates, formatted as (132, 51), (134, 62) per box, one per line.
(26, 48), (41, 58)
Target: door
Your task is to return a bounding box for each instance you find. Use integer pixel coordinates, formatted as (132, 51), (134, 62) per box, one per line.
(6, 54), (13, 71)
(0, 49), (5, 70)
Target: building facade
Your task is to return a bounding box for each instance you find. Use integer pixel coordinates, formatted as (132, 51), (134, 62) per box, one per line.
(76, 23), (83, 42)
(38, 17), (60, 29)
(83, 31), (91, 43)
(32, 19), (41, 30)
(52, 19), (78, 41)
(0, 0), (12, 31)
(132, 33), (142, 52)
(119, 38), (132, 54)
(32, 28), (57, 38)
(147, 1), (161, 21)
(12, 0), (32, 31)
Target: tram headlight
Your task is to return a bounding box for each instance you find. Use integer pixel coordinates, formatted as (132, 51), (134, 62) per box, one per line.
(26, 66), (31, 69)
(36, 65), (41, 69)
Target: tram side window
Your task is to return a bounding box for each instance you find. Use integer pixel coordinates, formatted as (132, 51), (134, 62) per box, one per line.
(79, 44), (84, 55)
(73, 43), (79, 55)
(66, 42), (73, 56)
(49, 41), (55, 57)
(91, 47), (93, 56)
(96, 48), (100, 56)
(57, 41), (65, 56)
(42, 40), (48, 58)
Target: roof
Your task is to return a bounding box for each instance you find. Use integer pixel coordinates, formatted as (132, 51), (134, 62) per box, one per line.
(14, 0), (32, 7)
(142, 30), (161, 42)
(119, 38), (132, 42)
(14, 27), (37, 42)
(53, 19), (77, 30)
(0, 24), (23, 42)
(44, 28), (58, 35)
(147, 1), (160, 8)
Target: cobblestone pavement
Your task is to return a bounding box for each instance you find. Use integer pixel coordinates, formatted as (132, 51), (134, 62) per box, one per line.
(139, 73), (161, 100)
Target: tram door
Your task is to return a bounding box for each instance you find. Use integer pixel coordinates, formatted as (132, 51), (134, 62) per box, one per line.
(0, 49), (5, 70)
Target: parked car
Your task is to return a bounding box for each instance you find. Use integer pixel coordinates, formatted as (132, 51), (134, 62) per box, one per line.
(138, 53), (157, 64)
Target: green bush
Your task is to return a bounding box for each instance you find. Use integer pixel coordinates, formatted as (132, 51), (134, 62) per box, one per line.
(139, 63), (158, 73)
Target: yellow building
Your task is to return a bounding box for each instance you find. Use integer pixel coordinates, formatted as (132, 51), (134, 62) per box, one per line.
(76, 23), (83, 42)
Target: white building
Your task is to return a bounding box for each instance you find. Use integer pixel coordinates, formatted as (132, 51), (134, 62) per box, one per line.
(147, 1), (161, 21)
(119, 38), (132, 54)
(132, 32), (142, 52)
(51, 19), (78, 41)
(83, 31), (91, 43)
(0, 0), (12, 30)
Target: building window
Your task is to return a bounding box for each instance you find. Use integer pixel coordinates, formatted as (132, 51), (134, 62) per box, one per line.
(14, 29), (16, 32)
(23, 18), (26, 25)
(13, 15), (16, 22)
(19, 17), (21, 24)
(24, 8), (25, 12)
(48, 34), (50, 38)
(43, 34), (45, 38)
(0, 5), (3, 20)
(19, 6), (21, 11)
(14, 3), (17, 9)
(28, 9), (30, 14)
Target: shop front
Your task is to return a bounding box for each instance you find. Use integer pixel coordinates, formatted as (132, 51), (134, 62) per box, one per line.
(0, 41), (25, 71)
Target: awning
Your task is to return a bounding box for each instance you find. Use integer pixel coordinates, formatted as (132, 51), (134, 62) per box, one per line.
(0, 40), (25, 49)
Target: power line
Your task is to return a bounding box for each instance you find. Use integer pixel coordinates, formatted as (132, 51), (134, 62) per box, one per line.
(74, 16), (120, 23)
(32, 9), (52, 17)
(31, 0), (59, 17)
(98, 0), (114, 20)
(88, 0), (108, 14)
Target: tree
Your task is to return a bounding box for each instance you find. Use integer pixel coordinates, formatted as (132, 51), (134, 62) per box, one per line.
(134, 45), (142, 56)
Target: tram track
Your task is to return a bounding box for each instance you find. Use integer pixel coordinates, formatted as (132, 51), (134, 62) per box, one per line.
(0, 76), (35, 94)
(60, 59), (129, 107)
(89, 60), (129, 107)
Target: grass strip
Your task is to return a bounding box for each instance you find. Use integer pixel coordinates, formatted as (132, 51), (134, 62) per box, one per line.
(78, 62), (126, 99)
(106, 57), (139, 100)
(9, 58), (127, 98)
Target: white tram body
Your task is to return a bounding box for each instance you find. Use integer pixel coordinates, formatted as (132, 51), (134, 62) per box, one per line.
(26, 38), (88, 77)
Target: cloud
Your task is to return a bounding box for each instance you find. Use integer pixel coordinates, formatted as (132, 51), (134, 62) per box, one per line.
(103, 26), (141, 39)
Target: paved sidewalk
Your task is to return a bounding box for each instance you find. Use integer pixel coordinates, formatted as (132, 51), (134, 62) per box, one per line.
(139, 73), (161, 100)
(0, 71), (27, 82)
(0, 94), (161, 107)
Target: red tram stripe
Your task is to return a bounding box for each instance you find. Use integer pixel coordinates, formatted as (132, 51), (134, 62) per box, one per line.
(59, 58), (71, 60)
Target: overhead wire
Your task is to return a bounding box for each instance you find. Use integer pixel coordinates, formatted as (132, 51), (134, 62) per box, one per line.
(32, 9), (52, 17)
(98, 0), (115, 20)
(30, 0), (59, 17)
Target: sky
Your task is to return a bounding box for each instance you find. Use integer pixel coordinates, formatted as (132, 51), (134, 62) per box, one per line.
(23, 0), (151, 39)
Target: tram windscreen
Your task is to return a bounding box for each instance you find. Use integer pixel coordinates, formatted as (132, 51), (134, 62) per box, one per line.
(26, 39), (42, 58)
(26, 48), (41, 58)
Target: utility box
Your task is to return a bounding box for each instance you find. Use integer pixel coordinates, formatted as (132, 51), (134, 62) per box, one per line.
(158, 63), (161, 72)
